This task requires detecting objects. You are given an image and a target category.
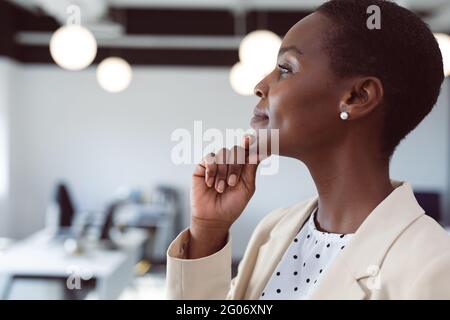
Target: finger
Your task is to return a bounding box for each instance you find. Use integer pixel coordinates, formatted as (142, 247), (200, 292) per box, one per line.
(214, 148), (229, 193)
(193, 162), (206, 178)
(202, 152), (217, 188)
(244, 134), (262, 165)
(241, 135), (260, 187)
(226, 146), (245, 187)
(242, 134), (255, 150)
(241, 162), (259, 184)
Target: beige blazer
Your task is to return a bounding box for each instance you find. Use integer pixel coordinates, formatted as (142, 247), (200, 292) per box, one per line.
(166, 180), (450, 299)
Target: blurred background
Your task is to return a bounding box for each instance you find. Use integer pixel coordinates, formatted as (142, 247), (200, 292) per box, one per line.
(0, 0), (449, 300)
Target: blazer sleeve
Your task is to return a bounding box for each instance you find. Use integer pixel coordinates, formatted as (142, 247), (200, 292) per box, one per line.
(165, 227), (233, 299)
(408, 251), (450, 299)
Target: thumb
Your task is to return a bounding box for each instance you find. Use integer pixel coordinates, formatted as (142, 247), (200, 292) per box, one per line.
(241, 162), (258, 186)
(240, 134), (260, 185)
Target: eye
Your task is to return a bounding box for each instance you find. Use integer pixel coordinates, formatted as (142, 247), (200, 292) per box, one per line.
(277, 64), (292, 76)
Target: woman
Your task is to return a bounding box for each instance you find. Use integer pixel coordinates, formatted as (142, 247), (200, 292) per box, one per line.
(166, 0), (450, 299)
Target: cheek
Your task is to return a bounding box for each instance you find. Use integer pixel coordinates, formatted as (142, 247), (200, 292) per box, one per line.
(268, 79), (340, 151)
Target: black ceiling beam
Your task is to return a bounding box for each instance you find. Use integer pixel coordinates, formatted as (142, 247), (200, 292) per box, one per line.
(246, 10), (311, 36)
(0, 0), (59, 60)
(110, 8), (236, 36)
(14, 7), (60, 32)
(0, 1), (17, 59)
(109, 8), (311, 37)
(95, 47), (238, 66)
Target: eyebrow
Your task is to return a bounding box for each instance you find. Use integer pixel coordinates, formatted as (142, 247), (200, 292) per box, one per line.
(278, 45), (303, 58)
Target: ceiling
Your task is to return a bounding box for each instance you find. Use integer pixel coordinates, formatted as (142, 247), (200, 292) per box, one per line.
(10, 0), (450, 10)
(9, 0), (450, 32)
(2, 0), (450, 66)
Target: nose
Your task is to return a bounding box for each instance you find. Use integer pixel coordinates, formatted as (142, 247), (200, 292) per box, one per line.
(254, 77), (269, 99)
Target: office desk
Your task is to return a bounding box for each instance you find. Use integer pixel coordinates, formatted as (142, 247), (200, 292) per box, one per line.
(114, 202), (177, 260)
(0, 229), (146, 299)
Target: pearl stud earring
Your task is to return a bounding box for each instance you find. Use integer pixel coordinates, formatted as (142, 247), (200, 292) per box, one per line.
(340, 111), (349, 120)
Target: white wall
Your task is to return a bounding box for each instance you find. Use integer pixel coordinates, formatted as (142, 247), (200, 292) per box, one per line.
(391, 80), (450, 223)
(0, 57), (13, 237)
(7, 63), (450, 259)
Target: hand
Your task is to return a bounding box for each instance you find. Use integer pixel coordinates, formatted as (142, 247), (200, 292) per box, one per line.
(190, 135), (262, 234)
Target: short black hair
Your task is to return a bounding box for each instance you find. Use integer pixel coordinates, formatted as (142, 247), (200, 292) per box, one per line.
(316, 0), (445, 162)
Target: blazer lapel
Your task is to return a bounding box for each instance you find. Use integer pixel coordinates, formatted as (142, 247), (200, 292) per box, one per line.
(306, 223), (368, 300)
(309, 179), (425, 299)
(245, 198), (318, 299)
(308, 260), (367, 299)
(246, 196), (366, 300)
(245, 179), (425, 300)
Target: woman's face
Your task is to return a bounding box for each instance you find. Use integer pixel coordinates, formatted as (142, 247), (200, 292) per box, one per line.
(252, 12), (350, 159)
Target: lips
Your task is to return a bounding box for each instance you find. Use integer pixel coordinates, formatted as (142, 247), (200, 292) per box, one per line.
(253, 107), (269, 118)
(251, 107), (269, 129)
(252, 107), (269, 119)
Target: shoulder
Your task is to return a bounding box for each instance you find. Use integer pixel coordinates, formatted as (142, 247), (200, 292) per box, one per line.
(408, 248), (450, 299)
(385, 215), (450, 298)
(394, 214), (450, 257)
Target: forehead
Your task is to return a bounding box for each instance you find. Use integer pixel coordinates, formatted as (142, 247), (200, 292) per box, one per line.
(281, 12), (332, 54)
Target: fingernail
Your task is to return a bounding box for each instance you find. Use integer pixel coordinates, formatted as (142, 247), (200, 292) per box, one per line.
(217, 180), (225, 193)
(228, 174), (237, 187)
(243, 135), (252, 146)
(207, 177), (214, 187)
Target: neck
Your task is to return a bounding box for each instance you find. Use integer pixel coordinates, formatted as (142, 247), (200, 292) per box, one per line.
(301, 145), (395, 234)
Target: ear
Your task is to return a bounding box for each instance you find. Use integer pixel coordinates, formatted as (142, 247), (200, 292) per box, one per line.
(339, 77), (384, 120)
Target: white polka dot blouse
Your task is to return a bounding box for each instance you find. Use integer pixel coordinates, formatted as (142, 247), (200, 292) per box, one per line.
(260, 206), (353, 300)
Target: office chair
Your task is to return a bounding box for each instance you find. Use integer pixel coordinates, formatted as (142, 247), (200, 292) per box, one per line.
(414, 191), (442, 224)
(55, 183), (76, 228)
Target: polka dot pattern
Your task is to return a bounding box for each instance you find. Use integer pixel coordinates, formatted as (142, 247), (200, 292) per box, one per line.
(259, 206), (354, 300)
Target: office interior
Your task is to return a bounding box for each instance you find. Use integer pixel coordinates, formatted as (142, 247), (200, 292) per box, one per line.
(0, 0), (449, 300)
